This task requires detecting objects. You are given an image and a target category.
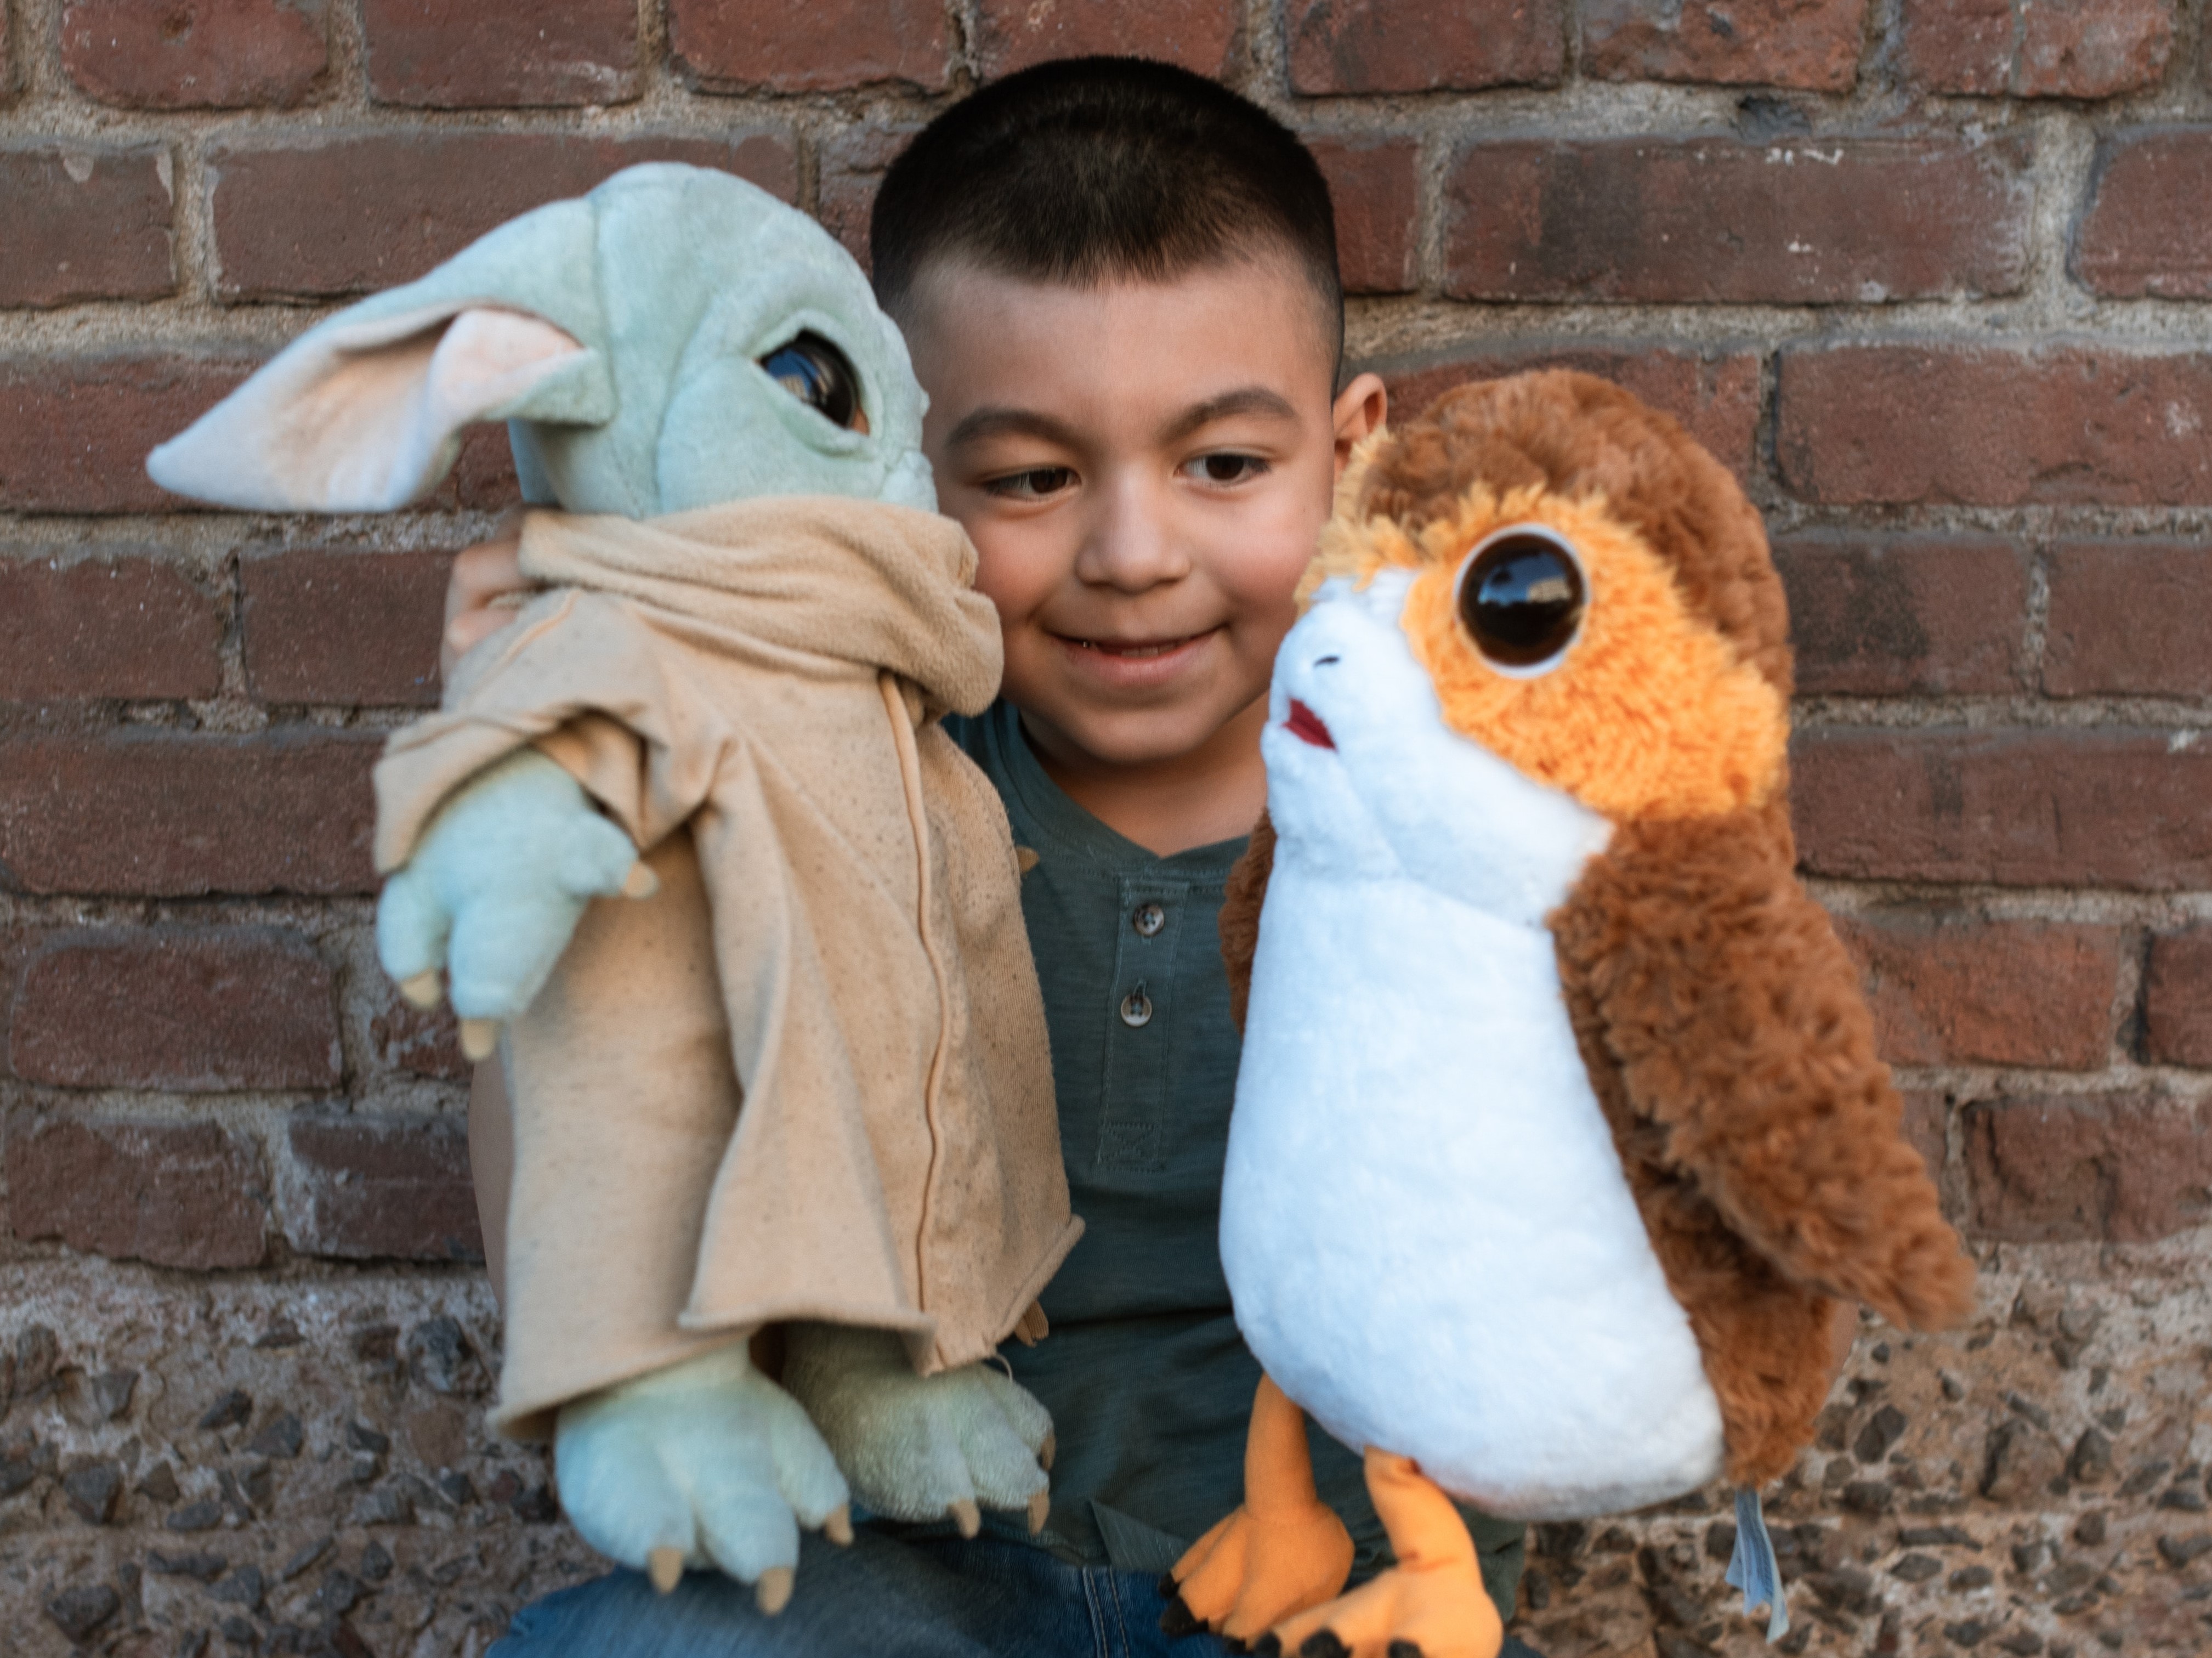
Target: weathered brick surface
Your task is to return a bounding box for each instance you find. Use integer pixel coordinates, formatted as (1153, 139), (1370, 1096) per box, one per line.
(671, 0), (950, 92)
(1774, 535), (2025, 695)
(1445, 136), (2029, 305)
(365, 0), (639, 107)
(0, 557), (222, 700)
(0, 733), (379, 897)
(815, 123), (922, 267)
(286, 1116), (481, 1263)
(242, 549), (450, 707)
(1288, 0), (1561, 93)
(0, 143), (174, 308)
(2075, 129), (2212, 300)
(2144, 927), (2212, 1068)
(366, 986), (469, 1082)
(60, 0), (327, 109)
(1792, 729), (2212, 889)
(1309, 138), (1419, 295)
(209, 132), (798, 300)
(1582, 0), (1869, 90)
(1375, 345), (1762, 481)
(9, 929), (340, 1092)
(1777, 345), (2212, 506)
(0, 356), (253, 516)
(1901, 0), (2176, 97)
(1837, 914), (2120, 1070)
(7, 1117), (268, 1269)
(977, 0), (1241, 80)
(2042, 541), (2212, 698)
(1966, 1094), (2212, 1243)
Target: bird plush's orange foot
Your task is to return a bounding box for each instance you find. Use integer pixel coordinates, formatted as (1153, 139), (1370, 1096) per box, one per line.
(1252, 1556), (1503, 1658)
(1160, 1497), (1355, 1647)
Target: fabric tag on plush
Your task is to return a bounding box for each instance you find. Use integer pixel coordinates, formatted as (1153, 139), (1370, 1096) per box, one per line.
(1726, 1486), (1789, 1640)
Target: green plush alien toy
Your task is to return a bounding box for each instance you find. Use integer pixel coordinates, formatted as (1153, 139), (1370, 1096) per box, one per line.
(149, 163), (1081, 1612)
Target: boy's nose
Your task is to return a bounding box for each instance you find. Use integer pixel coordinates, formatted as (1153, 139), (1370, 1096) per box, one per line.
(1075, 478), (1193, 589)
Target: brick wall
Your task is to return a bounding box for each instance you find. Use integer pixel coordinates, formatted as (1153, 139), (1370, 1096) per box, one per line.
(1, 2), (2208, 1654)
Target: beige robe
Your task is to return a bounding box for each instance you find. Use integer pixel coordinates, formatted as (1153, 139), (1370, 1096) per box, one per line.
(374, 499), (1081, 1440)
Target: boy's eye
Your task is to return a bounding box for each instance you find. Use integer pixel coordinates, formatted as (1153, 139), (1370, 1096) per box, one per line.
(1184, 453), (1268, 485)
(758, 331), (866, 432)
(985, 467), (1077, 500)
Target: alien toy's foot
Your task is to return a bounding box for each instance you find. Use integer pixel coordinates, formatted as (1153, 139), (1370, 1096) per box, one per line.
(1162, 1496), (1355, 1648)
(1251, 1558), (1502, 1658)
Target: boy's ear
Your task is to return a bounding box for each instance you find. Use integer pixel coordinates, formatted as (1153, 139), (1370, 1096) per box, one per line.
(1331, 371), (1388, 479)
(148, 303), (604, 512)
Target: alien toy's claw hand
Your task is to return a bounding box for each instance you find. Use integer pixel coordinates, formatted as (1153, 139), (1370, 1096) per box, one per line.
(376, 748), (655, 1057)
(554, 1345), (852, 1611)
(781, 1323), (1056, 1537)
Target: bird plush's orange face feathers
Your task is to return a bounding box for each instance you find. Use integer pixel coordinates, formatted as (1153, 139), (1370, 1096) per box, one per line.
(1306, 467), (1789, 824)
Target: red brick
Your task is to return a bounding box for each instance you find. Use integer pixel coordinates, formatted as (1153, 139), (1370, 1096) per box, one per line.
(2075, 130), (2212, 300)
(1311, 138), (1419, 296)
(1773, 535), (2024, 696)
(2043, 542), (2212, 698)
(10, 928), (340, 1091)
(815, 123), (923, 268)
(451, 424), (523, 511)
(7, 1115), (268, 1269)
(1835, 914), (2120, 1070)
(0, 732), (379, 897)
(1443, 137), (2029, 305)
(2016, 0), (2173, 97)
(0, 557), (222, 701)
(1582, 0), (1868, 90)
(0, 144), (174, 308)
(0, 354), (254, 516)
(1288, 0), (1561, 93)
(2143, 926), (2212, 1068)
(1374, 344), (1762, 482)
(61, 0), (326, 109)
(1791, 728), (2212, 890)
(1777, 346), (2212, 507)
(1965, 1094), (2212, 1243)
(977, 0), (1240, 80)
(1898, 1089), (1953, 1195)
(672, 0), (948, 92)
(286, 1115), (481, 1262)
(209, 132), (798, 301)
(1901, 0), (2176, 97)
(366, 0), (637, 107)
(366, 987), (467, 1082)
(243, 550), (450, 708)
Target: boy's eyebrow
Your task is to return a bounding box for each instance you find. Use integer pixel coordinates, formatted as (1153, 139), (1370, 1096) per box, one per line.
(1156, 386), (1298, 445)
(942, 406), (1082, 452)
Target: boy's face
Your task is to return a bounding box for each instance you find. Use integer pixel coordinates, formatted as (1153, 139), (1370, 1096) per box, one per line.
(901, 258), (1385, 777)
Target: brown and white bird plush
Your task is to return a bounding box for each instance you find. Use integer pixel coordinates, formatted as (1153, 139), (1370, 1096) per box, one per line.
(1165, 371), (1976, 1658)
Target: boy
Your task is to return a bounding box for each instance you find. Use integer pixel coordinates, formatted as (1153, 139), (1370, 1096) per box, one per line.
(462, 58), (1542, 1658)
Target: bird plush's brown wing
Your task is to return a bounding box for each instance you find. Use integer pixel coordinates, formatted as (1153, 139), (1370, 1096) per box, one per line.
(1219, 807), (1277, 1032)
(1550, 809), (1975, 1336)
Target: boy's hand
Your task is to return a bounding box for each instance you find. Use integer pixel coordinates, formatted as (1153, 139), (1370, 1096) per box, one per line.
(554, 1344), (853, 1611)
(780, 1323), (1055, 1537)
(377, 748), (656, 1057)
(442, 516), (542, 682)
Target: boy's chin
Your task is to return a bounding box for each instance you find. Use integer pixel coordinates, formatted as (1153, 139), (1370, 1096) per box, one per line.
(1020, 691), (1260, 775)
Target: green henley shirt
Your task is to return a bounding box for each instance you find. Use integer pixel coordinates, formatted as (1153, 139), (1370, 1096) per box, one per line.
(945, 703), (1526, 1614)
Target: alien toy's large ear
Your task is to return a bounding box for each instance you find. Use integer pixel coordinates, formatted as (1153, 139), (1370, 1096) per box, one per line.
(149, 199), (616, 512)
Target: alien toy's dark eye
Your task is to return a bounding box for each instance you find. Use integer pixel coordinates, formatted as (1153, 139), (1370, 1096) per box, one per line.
(758, 331), (864, 431)
(1454, 525), (1587, 673)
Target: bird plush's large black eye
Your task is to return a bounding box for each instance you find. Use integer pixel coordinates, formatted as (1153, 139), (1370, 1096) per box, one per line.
(1455, 527), (1586, 672)
(758, 332), (863, 430)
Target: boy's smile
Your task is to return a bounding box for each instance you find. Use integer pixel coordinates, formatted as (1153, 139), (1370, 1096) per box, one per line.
(903, 259), (1384, 852)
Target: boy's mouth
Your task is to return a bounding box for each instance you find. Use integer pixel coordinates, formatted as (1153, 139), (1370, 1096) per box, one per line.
(1060, 631), (1207, 659)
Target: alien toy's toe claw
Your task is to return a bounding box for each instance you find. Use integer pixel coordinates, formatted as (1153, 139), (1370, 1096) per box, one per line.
(460, 1017), (500, 1060)
(646, 1547), (684, 1594)
(756, 1566), (795, 1616)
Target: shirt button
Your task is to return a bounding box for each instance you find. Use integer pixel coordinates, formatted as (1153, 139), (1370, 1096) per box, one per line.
(1119, 984), (1154, 1028)
(1132, 902), (1166, 937)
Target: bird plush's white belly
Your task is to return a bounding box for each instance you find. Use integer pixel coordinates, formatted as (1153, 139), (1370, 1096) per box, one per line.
(1221, 867), (1726, 1521)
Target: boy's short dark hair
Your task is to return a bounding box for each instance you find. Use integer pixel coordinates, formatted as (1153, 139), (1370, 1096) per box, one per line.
(870, 56), (1343, 372)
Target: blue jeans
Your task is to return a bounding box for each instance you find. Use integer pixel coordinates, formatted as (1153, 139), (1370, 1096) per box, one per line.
(491, 1530), (1548, 1658)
